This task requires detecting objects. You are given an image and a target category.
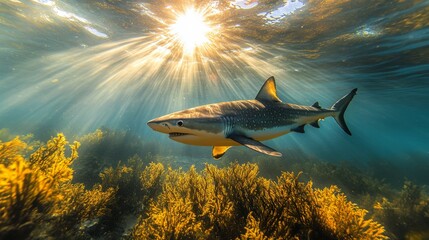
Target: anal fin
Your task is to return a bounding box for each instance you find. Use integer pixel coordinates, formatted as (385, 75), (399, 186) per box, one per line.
(229, 134), (282, 157)
(212, 146), (232, 159)
(310, 120), (320, 128)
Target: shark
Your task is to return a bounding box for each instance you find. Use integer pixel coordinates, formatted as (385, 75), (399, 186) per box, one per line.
(147, 76), (357, 159)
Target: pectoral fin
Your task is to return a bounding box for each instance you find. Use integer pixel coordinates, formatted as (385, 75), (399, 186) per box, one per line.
(212, 146), (232, 159)
(229, 134), (282, 157)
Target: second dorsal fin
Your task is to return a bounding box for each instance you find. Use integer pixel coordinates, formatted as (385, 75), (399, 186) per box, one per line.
(312, 102), (321, 109)
(255, 76), (282, 102)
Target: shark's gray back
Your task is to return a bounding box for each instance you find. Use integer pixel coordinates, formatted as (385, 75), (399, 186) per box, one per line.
(213, 99), (330, 132)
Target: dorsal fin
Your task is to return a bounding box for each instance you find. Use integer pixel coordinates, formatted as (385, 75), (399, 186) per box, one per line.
(255, 76), (282, 102)
(312, 102), (321, 109)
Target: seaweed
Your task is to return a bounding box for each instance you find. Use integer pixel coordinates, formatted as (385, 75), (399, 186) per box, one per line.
(374, 180), (429, 239)
(240, 213), (270, 240)
(131, 163), (387, 239)
(93, 158), (165, 239)
(0, 131), (394, 239)
(0, 149), (51, 239)
(48, 183), (115, 239)
(139, 162), (165, 211)
(132, 198), (204, 239)
(0, 134), (115, 239)
(72, 128), (156, 187)
(131, 166), (211, 239)
(240, 152), (394, 209)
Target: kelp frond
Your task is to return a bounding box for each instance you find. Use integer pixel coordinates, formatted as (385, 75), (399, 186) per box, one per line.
(374, 180), (429, 239)
(1, 132), (390, 240)
(132, 198), (204, 239)
(131, 163), (387, 240)
(29, 133), (79, 185)
(0, 137), (28, 166)
(0, 134), (114, 239)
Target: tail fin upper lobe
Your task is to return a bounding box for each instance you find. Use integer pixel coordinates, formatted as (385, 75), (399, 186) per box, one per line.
(331, 88), (357, 135)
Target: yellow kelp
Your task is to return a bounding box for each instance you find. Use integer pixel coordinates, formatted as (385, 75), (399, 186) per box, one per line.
(374, 181), (429, 239)
(1, 132), (389, 239)
(0, 134), (114, 239)
(131, 163), (387, 239)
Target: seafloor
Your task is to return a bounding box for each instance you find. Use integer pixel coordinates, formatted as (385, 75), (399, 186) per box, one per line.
(1, 128), (428, 240)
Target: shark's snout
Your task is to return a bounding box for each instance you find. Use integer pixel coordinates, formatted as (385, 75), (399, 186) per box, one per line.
(146, 120), (156, 129)
(147, 118), (194, 139)
(147, 119), (170, 133)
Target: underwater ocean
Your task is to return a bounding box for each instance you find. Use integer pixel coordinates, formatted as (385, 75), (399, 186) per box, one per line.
(1, 0), (429, 239)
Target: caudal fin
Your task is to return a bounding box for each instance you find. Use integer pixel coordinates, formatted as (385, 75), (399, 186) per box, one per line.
(331, 88), (357, 135)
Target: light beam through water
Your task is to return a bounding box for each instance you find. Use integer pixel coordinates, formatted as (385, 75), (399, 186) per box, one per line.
(0, 1), (334, 147)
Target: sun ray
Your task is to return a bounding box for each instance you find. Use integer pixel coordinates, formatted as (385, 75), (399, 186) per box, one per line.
(169, 8), (212, 54)
(0, 2), (329, 137)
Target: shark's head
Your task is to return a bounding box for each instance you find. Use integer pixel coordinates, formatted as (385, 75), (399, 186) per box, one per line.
(147, 105), (224, 145)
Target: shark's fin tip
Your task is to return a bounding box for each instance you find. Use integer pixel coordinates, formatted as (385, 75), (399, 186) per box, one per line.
(273, 152), (282, 157)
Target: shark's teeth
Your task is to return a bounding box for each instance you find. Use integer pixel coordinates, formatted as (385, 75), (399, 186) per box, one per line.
(169, 132), (189, 137)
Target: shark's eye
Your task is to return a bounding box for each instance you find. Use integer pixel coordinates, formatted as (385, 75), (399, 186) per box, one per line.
(177, 120), (184, 127)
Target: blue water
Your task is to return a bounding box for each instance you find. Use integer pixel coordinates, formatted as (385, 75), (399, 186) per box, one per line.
(1, 0), (428, 172)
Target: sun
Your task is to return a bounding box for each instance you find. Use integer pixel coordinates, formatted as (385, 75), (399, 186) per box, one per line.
(169, 8), (212, 54)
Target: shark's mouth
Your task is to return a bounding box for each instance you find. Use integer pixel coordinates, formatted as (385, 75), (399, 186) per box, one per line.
(169, 132), (191, 137)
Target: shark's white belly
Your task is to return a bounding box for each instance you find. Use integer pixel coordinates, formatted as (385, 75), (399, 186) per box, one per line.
(245, 125), (294, 141)
(171, 125), (296, 146)
(170, 131), (239, 146)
